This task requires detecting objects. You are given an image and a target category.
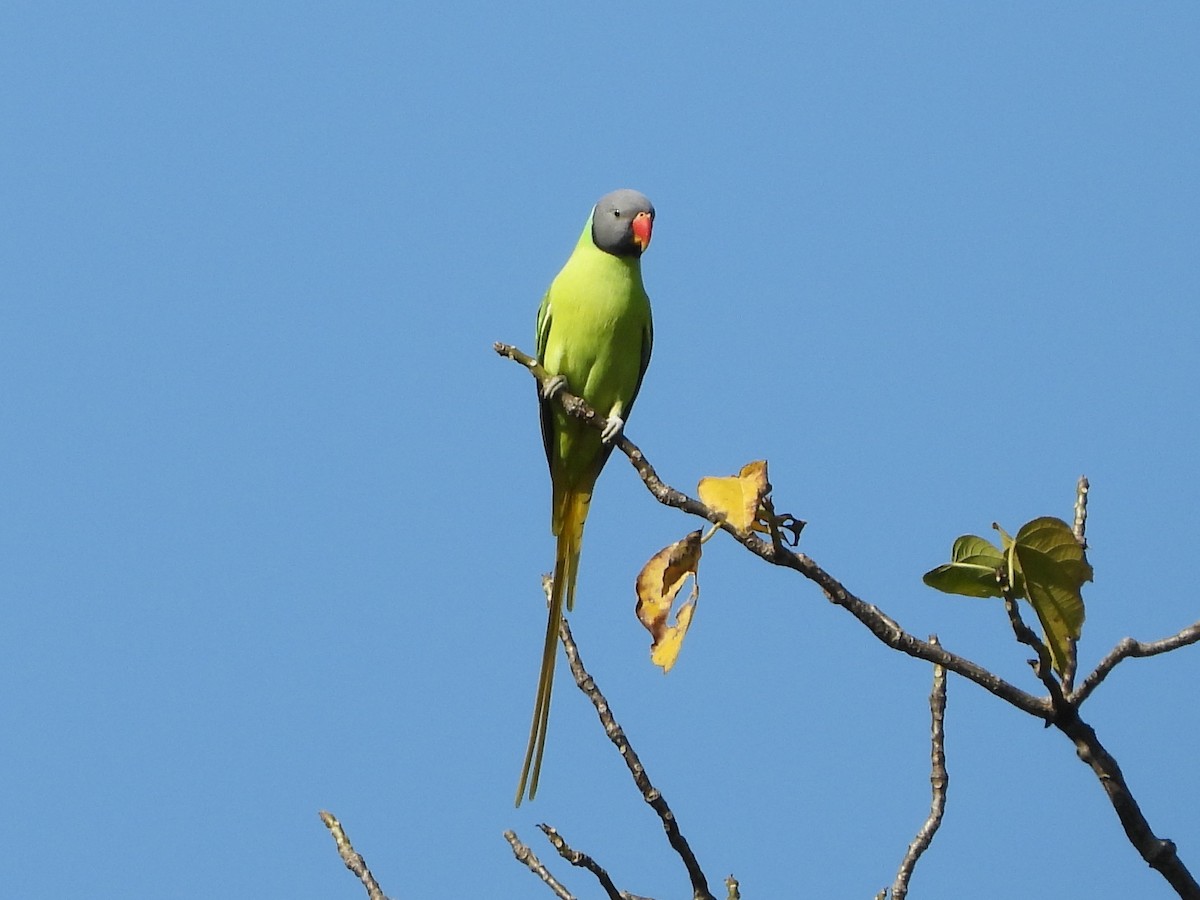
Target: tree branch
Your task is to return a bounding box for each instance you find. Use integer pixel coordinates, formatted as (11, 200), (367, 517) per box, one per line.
(319, 811), (392, 900)
(558, 616), (716, 900)
(1072, 622), (1200, 706)
(888, 636), (949, 900)
(1072, 474), (1090, 548)
(1060, 474), (1090, 692)
(496, 341), (1200, 898)
(538, 824), (655, 900)
(1052, 708), (1200, 898)
(505, 829), (576, 900)
(493, 341), (1049, 721)
(1001, 595), (1068, 710)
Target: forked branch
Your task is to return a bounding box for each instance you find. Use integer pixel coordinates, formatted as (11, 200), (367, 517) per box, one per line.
(497, 341), (1200, 898)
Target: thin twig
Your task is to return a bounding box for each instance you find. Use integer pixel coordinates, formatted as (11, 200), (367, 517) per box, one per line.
(1060, 636), (1078, 697)
(1001, 595), (1068, 711)
(538, 824), (652, 900)
(1072, 623), (1200, 706)
(506, 829), (575, 900)
(318, 811), (392, 900)
(1073, 475), (1090, 549)
(1061, 475), (1089, 692)
(559, 616), (716, 900)
(889, 636), (949, 900)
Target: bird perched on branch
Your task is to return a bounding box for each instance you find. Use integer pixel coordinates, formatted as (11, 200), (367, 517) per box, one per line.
(516, 189), (655, 804)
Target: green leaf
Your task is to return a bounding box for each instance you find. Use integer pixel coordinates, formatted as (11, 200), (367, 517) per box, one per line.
(1015, 516), (1094, 586)
(922, 534), (1007, 598)
(1011, 517), (1093, 675)
(925, 516), (1093, 677)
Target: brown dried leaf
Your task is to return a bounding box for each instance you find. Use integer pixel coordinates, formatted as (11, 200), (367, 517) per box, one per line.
(650, 587), (697, 673)
(635, 531), (703, 672)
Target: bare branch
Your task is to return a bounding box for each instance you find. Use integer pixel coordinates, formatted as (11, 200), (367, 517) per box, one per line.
(1059, 475), (1090, 693)
(558, 616), (716, 900)
(1073, 475), (1090, 548)
(1072, 622), (1200, 706)
(1052, 708), (1200, 898)
(318, 811), (392, 900)
(889, 636), (949, 900)
(538, 824), (654, 900)
(1060, 636), (1079, 697)
(1001, 595), (1068, 708)
(505, 829), (575, 899)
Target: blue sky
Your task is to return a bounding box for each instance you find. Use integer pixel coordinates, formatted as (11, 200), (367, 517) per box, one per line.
(3, 3), (1198, 898)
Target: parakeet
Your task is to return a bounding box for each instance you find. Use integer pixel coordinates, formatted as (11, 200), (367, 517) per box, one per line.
(516, 189), (655, 805)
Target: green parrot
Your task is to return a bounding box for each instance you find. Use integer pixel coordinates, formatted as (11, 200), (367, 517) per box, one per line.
(516, 189), (655, 805)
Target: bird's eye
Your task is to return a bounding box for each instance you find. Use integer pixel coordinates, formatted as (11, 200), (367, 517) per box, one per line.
(612, 209), (622, 218)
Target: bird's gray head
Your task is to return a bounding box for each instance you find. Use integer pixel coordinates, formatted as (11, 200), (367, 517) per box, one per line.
(591, 189), (655, 258)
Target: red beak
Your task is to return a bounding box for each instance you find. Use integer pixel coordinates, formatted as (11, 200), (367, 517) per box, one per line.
(631, 211), (653, 252)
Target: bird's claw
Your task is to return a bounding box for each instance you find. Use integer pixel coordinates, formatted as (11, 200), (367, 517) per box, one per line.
(541, 374), (568, 400)
(600, 414), (625, 444)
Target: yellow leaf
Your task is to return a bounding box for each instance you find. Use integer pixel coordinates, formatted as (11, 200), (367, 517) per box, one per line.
(635, 531), (702, 673)
(650, 593), (697, 673)
(697, 460), (770, 533)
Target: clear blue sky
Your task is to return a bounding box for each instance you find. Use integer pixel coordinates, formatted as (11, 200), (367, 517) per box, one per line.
(3, 4), (1198, 898)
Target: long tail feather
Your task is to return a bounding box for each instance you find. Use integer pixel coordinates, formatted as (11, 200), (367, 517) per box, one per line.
(515, 488), (590, 805)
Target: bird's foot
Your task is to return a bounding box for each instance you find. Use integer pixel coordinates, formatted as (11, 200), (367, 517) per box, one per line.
(600, 414), (625, 444)
(541, 374), (568, 400)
